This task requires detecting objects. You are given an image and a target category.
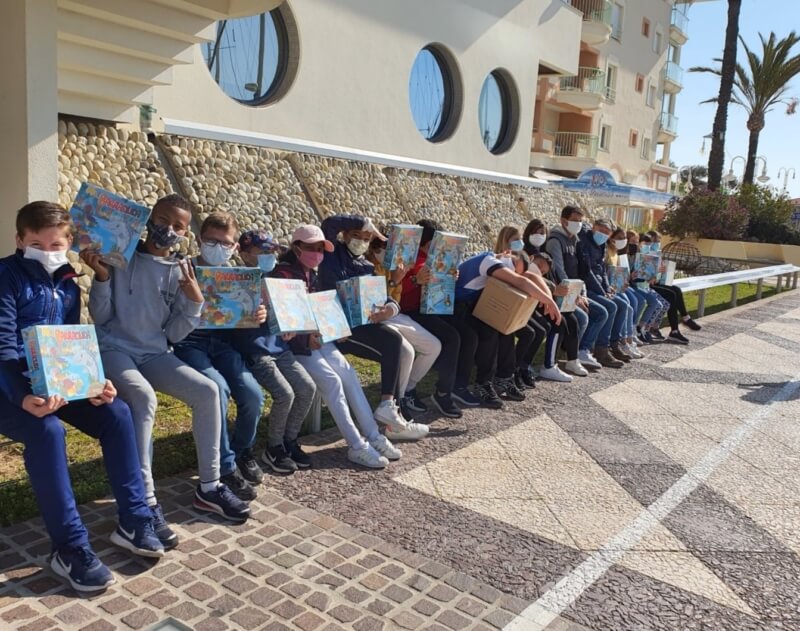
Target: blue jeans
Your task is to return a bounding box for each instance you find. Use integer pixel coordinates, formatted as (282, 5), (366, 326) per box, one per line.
(580, 297), (609, 351)
(632, 286), (662, 328)
(0, 397), (150, 550)
(587, 292), (628, 347)
(175, 335), (264, 476)
(624, 288), (643, 330)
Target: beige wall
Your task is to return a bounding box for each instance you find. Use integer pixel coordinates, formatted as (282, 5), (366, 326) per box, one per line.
(151, 0), (581, 177)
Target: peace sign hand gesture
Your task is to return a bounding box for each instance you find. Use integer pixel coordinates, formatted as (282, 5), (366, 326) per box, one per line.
(178, 260), (203, 303)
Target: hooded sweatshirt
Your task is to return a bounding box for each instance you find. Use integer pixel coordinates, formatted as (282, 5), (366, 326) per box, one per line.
(544, 224), (580, 284)
(89, 243), (203, 364)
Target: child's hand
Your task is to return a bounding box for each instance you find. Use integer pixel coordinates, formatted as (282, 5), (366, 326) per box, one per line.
(553, 284), (569, 297)
(22, 394), (67, 418)
(178, 260), (204, 303)
(281, 332), (296, 341)
(89, 380), (117, 406)
(390, 262), (408, 284)
(79, 249), (110, 282)
(415, 267), (432, 286)
(368, 304), (394, 323)
(255, 304), (267, 324)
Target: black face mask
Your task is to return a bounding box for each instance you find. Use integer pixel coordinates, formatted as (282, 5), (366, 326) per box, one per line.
(627, 244), (638, 256)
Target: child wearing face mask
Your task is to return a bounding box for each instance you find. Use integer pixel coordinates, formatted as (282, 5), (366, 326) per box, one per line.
(317, 214), (429, 442)
(82, 195), (250, 536)
(231, 229), (318, 474)
(1, 202), (163, 593)
(605, 228), (645, 359)
(172, 213), (268, 501)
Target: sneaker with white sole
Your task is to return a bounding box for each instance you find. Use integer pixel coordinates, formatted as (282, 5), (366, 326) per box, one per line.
(348, 445), (389, 469)
(110, 519), (165, 558)
(563, 359), (589, 377)
(373, 400), (406, 431)
(538, 365), (573, 382)
(385, 422), (429, 441)
(194, 484), (250, 523)
(577, 350), (602, 369)
(369, 434), (402, 460)
(50, 545), (114, 593)
(623, 342), (644, 359)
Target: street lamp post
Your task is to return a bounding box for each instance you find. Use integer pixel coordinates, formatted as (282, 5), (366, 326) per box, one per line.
(777, 167), (796, 193)
(725, 155), (769, 186)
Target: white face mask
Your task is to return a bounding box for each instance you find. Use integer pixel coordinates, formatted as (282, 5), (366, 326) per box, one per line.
(24, 246), (69, 275)
(566, 221), (582, 236)
(528, 233), (547, 248)
(347, 239), (370, 257)
(613, 239), (628, 251)
(200, 242), (235, 266)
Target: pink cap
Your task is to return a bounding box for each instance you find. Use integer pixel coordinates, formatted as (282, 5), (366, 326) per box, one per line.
(291, 225), (334, 252)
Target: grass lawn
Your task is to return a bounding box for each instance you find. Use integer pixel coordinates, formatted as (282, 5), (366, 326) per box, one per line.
(0, 281), (784, 525)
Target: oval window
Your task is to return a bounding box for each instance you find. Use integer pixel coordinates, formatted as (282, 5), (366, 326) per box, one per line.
(408, 45), (460, 142)
(202, 8), (293, 105)
(478, 70), (518, 154)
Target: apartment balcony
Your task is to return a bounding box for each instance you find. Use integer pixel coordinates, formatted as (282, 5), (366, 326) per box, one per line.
(663, 61), (684, 93)
(670, 7), (689, 45)
(658, 111), (679, 142)
(570, 0), (613, 46)
(531, 131), (599, 174)
(555, 67), (607, 110)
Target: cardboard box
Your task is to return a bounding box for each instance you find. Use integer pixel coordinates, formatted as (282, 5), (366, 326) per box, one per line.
(472, 277), (538, 335)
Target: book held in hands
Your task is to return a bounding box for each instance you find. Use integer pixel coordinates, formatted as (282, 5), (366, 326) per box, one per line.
(607, 266), (629, 293)
(420, 275), (457, 315)
(69, 182), (151, 269)
(424, 231), (468, 277)
(263, 278), (318, 335)
(336, 275), (388, 327)
(383, 224), (423, 271)
(308, 290), (352, 343)
(635, 253), (661, 282)
(555, 279), (584, 312)
(23, 325), (106, 401)
(196, 267), (262, 329)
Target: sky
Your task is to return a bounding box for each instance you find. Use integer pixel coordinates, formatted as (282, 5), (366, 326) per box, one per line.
(670, 0), (800, 199)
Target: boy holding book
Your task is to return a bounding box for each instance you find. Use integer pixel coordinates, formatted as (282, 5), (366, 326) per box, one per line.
(234, 229), (317, 474)
(172, 213), (267, 499)
(0, 201), (163, 593)
(82, 194), (250, 542)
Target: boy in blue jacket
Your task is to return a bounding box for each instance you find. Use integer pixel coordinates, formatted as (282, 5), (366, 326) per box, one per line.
(0, 202), (163, 593)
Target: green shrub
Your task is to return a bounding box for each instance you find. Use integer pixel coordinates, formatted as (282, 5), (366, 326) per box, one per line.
(658, 189), (749, 240)
(736, 184), (800, 244)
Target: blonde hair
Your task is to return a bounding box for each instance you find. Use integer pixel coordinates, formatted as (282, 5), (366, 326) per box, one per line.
(494, 225), (521, 253)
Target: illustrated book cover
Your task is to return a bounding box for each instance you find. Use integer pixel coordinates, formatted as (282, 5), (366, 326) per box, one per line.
(336, 275), (388, 327)
(308, 290), (352, 343)
(263, 278), (318, 334)
(196, 267), (262, 329)
(383, 224), (423, 271)
(425, 231), (469, 277)
(555, 279), (584, 313)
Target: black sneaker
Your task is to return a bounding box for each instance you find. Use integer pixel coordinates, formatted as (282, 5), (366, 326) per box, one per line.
(150, 504), (179, 550)
(431, 392), (463, 419)
(261, 444), (298, 475)
(494, 377), (525, 402)
(476, 382), (503, 409)
(668, 330), (690, 345)
(194, 484), (250, 523)
(650, 328), (666, 341)
(683, 317), (702, 331)
(220, 469), (257, 501)
(517, 367), (537, 389)
(638, 329), (654, 344)
(284, 439), (312, 469)
(452, 386), (481, 408)
(399, 397), (416, 422)
(403, 389), (428, 412)
(236, 449), (263, 484)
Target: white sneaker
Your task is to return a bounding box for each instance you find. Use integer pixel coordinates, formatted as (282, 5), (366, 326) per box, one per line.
(624, 342), (644, 359)
(538, 365), (573, 382)
(577, 350), (602, 369)
(347, 445), (389, 469)
(385, 422), (430, 441)
(373, 400), (405, 431)
(564, 359), (589, 377)
(369, 434), (402, 461)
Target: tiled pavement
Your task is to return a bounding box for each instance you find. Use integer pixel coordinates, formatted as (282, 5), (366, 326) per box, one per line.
(2, 290), (800, 630)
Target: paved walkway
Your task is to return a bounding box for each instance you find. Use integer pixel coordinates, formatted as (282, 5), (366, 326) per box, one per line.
(2, 291), (800, 630)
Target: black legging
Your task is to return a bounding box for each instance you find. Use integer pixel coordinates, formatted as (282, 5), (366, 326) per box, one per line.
(521, 312), (552, 367)
(445, 302), (482, 388)
(496, 324), (536, 379)
(407, 312), (464, 395)
(652, 284), (688, 330)
(336, 322), (404, 397)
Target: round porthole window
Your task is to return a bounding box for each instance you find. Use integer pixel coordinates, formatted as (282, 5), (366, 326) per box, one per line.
(478, 69), (519, 154)
(408, 44), (461, 142)
(201, 7), (297, 105)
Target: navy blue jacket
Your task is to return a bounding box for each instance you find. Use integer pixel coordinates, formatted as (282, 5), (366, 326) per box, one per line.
(318, 215), (375, 291)
(0, 252), (81, 406)
(576, 228), (610, 295)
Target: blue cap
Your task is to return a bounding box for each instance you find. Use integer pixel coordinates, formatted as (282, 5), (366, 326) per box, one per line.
(239, 229), (279, 252)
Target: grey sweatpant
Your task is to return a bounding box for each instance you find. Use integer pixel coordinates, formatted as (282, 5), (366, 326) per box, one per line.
(247, 350), (316, 447)
(102, 350), (222, 502)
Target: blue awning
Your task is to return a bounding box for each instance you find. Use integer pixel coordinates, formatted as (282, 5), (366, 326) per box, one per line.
(557, 169), (675, 209)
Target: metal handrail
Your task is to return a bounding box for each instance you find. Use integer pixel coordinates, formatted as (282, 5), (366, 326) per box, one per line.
(552, 132), (599, 159)
(559, 67), (607, 96)
(570, 0), (612, 25)
(663, 61), (684, 86)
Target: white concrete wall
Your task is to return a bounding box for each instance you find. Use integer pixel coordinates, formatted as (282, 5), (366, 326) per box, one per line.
(151, 0), (581, 177)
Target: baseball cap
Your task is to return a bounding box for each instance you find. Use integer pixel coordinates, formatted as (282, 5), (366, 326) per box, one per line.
(239, 229), (279, 252)
(291, 225), (334, 252)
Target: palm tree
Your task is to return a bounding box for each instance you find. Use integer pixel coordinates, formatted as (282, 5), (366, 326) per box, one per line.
(703, 0), (742, 191)
(692, 31), (800, 185)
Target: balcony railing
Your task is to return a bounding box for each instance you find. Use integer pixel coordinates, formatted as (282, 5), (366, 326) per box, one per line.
(605, 85), (616, 103)
(559, 67), (607, 95)
(552, 132), (599, 160)
(660, 111), (679, 135)
(670, 7), (689, 37)
(663, 61), (684, 87)
(570, 0), (612, 26)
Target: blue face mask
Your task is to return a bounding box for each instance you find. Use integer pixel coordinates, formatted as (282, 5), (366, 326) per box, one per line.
(650, 242), (661, 252)
(592, 231), (609, 246)
(640, 243), (651, 254)
(257, 253), (277, 273)
(509, 239), (524, 252)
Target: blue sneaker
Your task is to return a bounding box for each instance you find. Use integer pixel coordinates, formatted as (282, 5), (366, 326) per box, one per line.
(50, 545), (114, 592)
(151, 504), (179, 550)
(110, 518), (165, 558)
(193, 484), (250, 523)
